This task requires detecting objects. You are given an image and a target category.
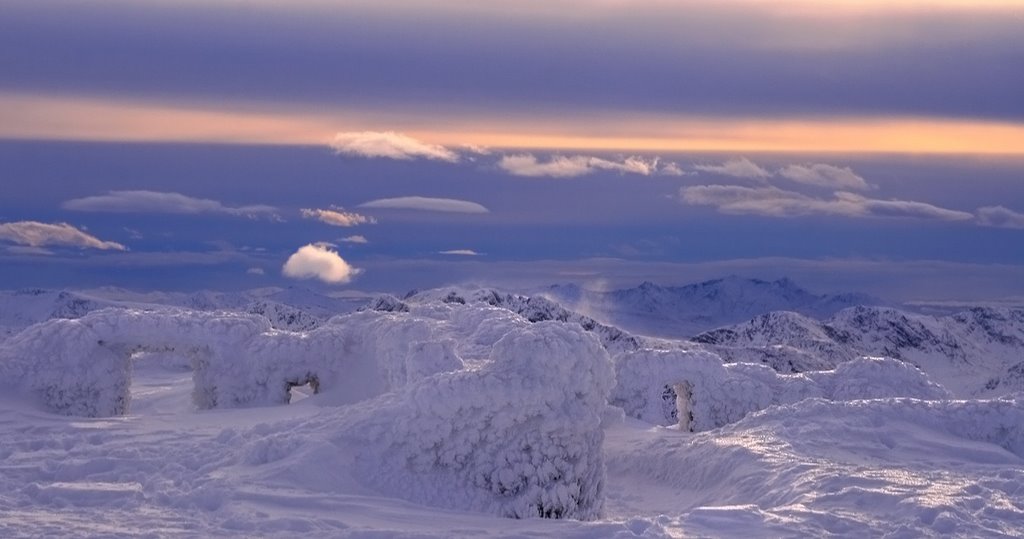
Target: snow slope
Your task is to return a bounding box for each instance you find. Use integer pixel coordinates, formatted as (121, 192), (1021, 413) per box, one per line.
(1, 363), (1021, 537)
(542, 276), (884, 338)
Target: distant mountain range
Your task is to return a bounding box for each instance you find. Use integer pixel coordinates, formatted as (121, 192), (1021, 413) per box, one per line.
(541, 276), (885, 338)
(0, 287), (366, 336)
(693, 306), (1024, 397)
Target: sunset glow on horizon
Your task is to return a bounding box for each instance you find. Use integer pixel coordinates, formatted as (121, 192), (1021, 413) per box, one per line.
(1, 0), (1022, 299)
(4, 93), (1024, 156)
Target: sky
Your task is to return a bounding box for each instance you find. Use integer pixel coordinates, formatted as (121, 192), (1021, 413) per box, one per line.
(1, 0), (1022, 301)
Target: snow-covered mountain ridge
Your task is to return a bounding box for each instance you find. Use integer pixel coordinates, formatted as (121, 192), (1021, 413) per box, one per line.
(695, 305), (1024, 397)
(0, 287), (367, 336)
(541, 276), (885, 338)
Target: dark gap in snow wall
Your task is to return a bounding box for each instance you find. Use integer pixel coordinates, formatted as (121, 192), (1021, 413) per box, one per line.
(662, 382), (694, 431)
(287, 374), (320, 404)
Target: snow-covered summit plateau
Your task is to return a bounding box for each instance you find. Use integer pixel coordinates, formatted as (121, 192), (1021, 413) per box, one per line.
(0, 282), (1022, 537)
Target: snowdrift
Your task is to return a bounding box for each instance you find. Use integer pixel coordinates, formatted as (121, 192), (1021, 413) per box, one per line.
(612, 350), (949, 430)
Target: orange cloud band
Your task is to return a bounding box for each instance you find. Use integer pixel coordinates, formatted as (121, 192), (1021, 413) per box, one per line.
(2, 93), (1023, 155)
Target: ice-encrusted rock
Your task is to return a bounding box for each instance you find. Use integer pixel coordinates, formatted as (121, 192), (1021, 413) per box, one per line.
(612, 350), (949, 431)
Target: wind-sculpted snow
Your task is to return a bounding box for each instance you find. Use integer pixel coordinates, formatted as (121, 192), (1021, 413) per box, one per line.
(604, 394), (1024, 537)
(612, 350), (948, 430)
(756, 394), (1024, 460)
(328, 322), (615, 520)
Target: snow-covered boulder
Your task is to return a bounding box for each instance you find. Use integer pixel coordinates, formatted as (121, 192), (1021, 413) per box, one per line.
(338, 322), (615, 520)
(612, 350), (950, 431)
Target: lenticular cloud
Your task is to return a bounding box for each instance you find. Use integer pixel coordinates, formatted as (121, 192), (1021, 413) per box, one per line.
(330, 131), (459, 162)
(282, 243), (360, 284)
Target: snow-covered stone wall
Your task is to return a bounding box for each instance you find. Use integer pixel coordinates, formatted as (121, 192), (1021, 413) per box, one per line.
(0, 308), (467, 416)
(337, 322), (615, 520)
(612, 350), (950, 431)
(0, 317), (133, 417)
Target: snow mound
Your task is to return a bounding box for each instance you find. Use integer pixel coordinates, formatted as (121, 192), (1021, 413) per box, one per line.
(612, 351), (949, 430)
(334, 322), (615, 520)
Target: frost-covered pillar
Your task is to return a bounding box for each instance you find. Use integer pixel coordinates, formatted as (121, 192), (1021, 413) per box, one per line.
(0, 318), (133, 417)
(345, 322), (615, 520)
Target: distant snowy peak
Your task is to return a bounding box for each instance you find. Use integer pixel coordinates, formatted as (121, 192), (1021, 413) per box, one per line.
(542, 276), (885, 338)
(245, 300), (323, 331)
(694, 305), (1024, 397)
(0, 287), (350, 335)
(0, 289), (123, 334)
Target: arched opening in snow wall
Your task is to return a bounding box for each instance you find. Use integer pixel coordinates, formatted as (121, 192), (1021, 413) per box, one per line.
(0, 308), (473, 417)
(286, 373), (320, 403)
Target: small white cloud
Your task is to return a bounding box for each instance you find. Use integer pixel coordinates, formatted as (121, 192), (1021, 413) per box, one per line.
(498, 154), (658, 178)
(439, 249), (481, 256)
(0, 221), (127, 251)
(340, 235), (369, 244)
(359, 196), (489, 214)
(62, 190), (279, 220)
(300, 207), (377, 227)
(330, 131), (459, 162)
(247, 267), (266, 275)
(976, 205), (1024, 229)
(694, 157), (771, 179)
(778, 163), (871, 190)
(282, 243), (361, 284)
(680, 185), (973, 221)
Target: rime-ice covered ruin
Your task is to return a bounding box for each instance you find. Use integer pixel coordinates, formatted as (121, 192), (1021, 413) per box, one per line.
(612, 349), (950, 431)
(0, 287), (980, 521)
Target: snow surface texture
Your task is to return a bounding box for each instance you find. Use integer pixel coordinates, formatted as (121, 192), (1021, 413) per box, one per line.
(604, 395), (1024, 537)
(612, 350), (950, 430)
